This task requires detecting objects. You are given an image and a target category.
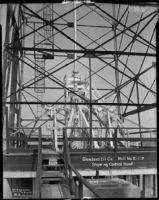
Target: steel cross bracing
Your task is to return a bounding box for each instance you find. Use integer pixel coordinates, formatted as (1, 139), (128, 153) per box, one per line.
(2, 3), (157, 152)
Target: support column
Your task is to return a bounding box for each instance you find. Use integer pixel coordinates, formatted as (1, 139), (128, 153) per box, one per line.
(139, 175), (143, 192)
(143, 175), (153, 197)
(153, 174), (157, 197)
(3, 178), (12, 198)
(32, 178), (38, 198)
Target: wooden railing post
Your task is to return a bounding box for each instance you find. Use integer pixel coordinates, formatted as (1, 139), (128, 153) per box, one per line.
(75, 180), (79, 198)
(114, 128), (117, 152)
(36, 127), (42, 199)
(69, 168), (75, 195)
(63, 128), (76, 196)
(63, 128), (69, 186)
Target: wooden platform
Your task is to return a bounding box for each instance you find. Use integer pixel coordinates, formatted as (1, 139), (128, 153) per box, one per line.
(3, 154), (37, 172)
(74, 168), (157, 177)
(3, 153), (38, 178)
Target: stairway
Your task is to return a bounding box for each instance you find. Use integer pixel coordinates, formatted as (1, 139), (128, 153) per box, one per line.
(41, 149), (71, 198)
(27, 131), (72, 198)
(41, 150), (64, 184)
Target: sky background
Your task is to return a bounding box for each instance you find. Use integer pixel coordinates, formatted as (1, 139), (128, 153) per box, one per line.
(1, 3), (157, 133)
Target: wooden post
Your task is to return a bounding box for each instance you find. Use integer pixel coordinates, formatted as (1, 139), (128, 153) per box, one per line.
(96, 170), (99, 179)
(75, 180), (79, 198)
(63, 129), (69, 186)
(69, 168), (74, 195)
(114, 128), (117, 151)
(69, 166), (76, 196)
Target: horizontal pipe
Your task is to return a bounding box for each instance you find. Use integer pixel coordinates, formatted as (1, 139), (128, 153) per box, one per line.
(6, 46), (156, 57)
(9, 125), (156, 130)
(3, 101), (156, 107)
(67, 138), (156, 142)
(64, 127), (156, 130)
(69, 148), (157, 154)
(27, 86), (112, 91)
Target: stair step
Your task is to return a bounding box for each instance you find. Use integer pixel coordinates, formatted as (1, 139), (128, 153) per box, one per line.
(28, 142), (52, 145)
(42, 166), (64, 171)
(42, 163), (64, 167)
(42, 177), (64, 183)
(42, 164), (64, 168)
(30, 134), (52, 138)
(42, 158), (64, 164)
(42, 159), (57, 164)
(42, 149), (62, 154)
(42, 171), (64, 178)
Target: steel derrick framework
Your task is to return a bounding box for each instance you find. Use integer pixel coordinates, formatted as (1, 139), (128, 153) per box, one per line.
(2, 3), (157, 142)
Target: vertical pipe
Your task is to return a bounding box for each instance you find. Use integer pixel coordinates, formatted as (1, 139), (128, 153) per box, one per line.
(64, 75), (68, 127)
(6, 106), (9, 154)
(18, 12), (25, 128)
(51, 4), (54, 58)
(74, 2), (77, 72)
(112, 4), (121, 118)
(9, 14), (19, 129)
(9, 53), (18, 129)
(136, 82), (142, 146)
(33, 22), (35, 58)
(38, 127), (42, 199)
(89, 55), (92, 152)
(54, 110), (58, 150)
(3, 5), (11, 120)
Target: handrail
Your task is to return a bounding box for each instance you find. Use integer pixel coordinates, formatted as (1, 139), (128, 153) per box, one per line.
(66, 137), (156, 142)
(64, 127), (156, 153)
(63, 129), (105, 198)
(6, 126), (43, 153)
(68, 161), (105, 198)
